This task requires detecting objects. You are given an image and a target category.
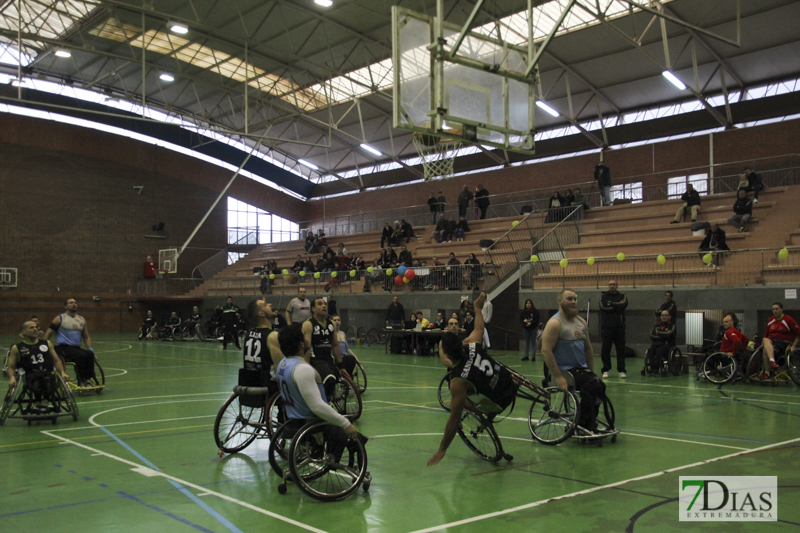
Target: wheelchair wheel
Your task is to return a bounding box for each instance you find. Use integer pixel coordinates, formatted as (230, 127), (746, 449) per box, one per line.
(528, 387), (578, 445)
(788, 350), (800, 386)
(668, 347), (684, 376)
(366, 328), (378, 345)
(265, 392), (286, 439)
(330, 375), (362, 421)
(596, 394), (615, 434)
(138, 327), (146, 340)
(54, 374), (79, 421)
(213, 393), (265, 454)
(0, 381), (20, 425)
(437, 373), (452, 411)
(702, 352), (736, 384)
(350, 361), (367, 394)
(357, 327), (367, 340)
(376, 331), (388, 344)
(268, 422), (292, 478)
(457, 405), (503, 462)
(288, 420), (368, 502)
(746, 349), (765, 383)
(345, 326), (357, 343)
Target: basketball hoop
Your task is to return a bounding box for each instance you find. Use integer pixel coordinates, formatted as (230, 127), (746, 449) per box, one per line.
(159, 248), (179, 274)
(412, 133), (462, 181)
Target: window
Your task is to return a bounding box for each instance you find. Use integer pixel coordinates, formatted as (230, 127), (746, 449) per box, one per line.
(610, 181), (643, 203)
(667, 173), (708, 199)
(227, 197), (299, 263)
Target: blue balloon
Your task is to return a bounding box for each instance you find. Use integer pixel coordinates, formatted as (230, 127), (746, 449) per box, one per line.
(397, 265), (407, 276)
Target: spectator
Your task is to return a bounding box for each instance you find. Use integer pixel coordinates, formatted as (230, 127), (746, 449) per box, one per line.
(698, 224), (730, 267)
(671, 183), (701, 224)
(428, 193), (439, 224)
(447, 216), (458, 243)
(573, 187), (589, 211)
(599, 279), (628, 378)
(401, 219), (415, 241)
(364, 259), (382, 293)
(463, 311), (475, 336)
(434, 312), (446, 330)
(352, 253), (365, 270)
(743, 167), (764, 203)
(464, 253), (481, 290)
(315, 254), (329, 273)
(458, 299), (474, 322)
(381, 222), (393, 248)
(433, 214), (450, 243)
(378, 248), (391, 267)
(392, 221), (404, 246)
(285, 288), (311, 326)
(520, 299), (540, 361)
(415, 311), (430, 329)
(452, 216), (470, 241)
(304, 232), (316, 253)
(336, 242), (348, 257)
(291, 254), (304, 273)
(446, 252), (461, 290)
(474, 184), (490, 219)
(655, 290), (677, 319)
(545, 191), (565, 223)
(736, 173), (749, 192)
(728, 189), (753, 233)
(563, 189), (575, 207)
(316, 229), (328, 248)
(437, 191), (447, 217)
(386, 245), (398, 265)
(398, 245), (413, 267)
(144, 255), (157, 278)
(386, 296), (406, 353)
(431, 255), (444, 289)
(457, 185), (474, 218)
(594, 162), (612, 206)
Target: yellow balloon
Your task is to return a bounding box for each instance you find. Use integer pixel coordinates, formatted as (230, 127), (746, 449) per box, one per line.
(269, 273), (276, 280)
(702, 253), (713, 264)
(331, 271), (338, 278)
(587, 257), (595, 266)
(530, 255), (539, 263)
(313, 272), (320, 279)
(281, 269), (289, 275)
(403, 277), (411, 284)
(778, 248), (789, 260)
(559, 258), (568, 268)
(350, 270), (356, 277)
(512, 221), (520, 227)
(386, 268), (393, 276)
(616, 253), (625, 261)
(657, 255), (666, 265)
(299, 271), (306, 277)
(367, 266), (374, 273)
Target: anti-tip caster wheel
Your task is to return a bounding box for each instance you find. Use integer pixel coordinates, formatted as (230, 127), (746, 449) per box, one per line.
(218, 450), (223, 457)
(611, 434), (618, 444)
(504, 454), (514, 461)
(278, 483), (287, 495)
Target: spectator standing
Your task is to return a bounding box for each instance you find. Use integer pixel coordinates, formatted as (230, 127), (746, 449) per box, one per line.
(464, 253), (481, 290)
(655, 291), (677, 319)
(381, 222), (393, 248)
(743, 167), (764, 203)
(285, 288), (311, 326)
(599, 279), (628, 378)
(474, 184), (490, 219)
(428, 193), (439, 224)
(672, 183), (701, 224)
(437, 191), (447, 217)
(545, 191), (565, 223)
(446, 253), (461, 290)
(457, 185), (474, 218)
(728, 189), (753, 233)
(144, 255), (157, 278)
(520, 299), (540, 361)
(594, 162), (612, 206)
(386, 296), (406, 354)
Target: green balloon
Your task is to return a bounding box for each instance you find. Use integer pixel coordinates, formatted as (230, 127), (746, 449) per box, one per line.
(530, 255), (539, 263)
(702, 253), (713, 264)
(350, 270), (356, 277)
(331, 271), (338, 278)
(386, 268), (393, 276)
(779, 248), (789, 260)
(299, 271), (306, 277)
(314, 272), (320, 279)
(587, 257), (595, 266)
(282, 269), (289, 275)
(657, 255), (666, 265)
(367, 266), (374, 273)
(616, 252), (625, 261)
(559, 258), (568, 268)
(269, 273), (275, 279)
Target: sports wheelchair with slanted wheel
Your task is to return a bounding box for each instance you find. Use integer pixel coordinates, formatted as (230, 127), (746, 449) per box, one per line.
(746, 345), (800, 386)
(268, 418), (371, 501)
(1, 352), (79, 426)
(700, 347), (757, 385)
(57, 352), (105, 395)
(214, 369), (276, 455)
(641, 345), (684, 377)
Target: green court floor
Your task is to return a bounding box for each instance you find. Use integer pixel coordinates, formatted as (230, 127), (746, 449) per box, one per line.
(1, 335), (799, 532)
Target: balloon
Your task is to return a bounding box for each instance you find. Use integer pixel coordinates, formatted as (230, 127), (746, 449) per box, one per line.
(282, 269), (289, 275)
(398, 265), (407, 276)
(530, 255), (539, 263)
(394, 275), (404, 286)
(331, 271), (338, 278)
(616, 253), (625, 261)
(404, 269), (416, 280)
(657, 254), (666, 265)
(779, 248), (789, 260)
(702, 253), (713, 264)
(350, 270), (356, 277)
(269, 273), (276, 280)
(314, 272), (320, 279)
(559, 258), (568, 268)
(299, 271), (305, 277)
(587, 257), (595, 266)
(512, 221), (520, 227)
(367, 266), (374, 273)
(386, 268), (393, 276)
(403, 277), (411, 284)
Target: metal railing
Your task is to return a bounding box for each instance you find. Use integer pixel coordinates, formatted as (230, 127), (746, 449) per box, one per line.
(520, 246), (800, 289)
(136, 277), (204, 296)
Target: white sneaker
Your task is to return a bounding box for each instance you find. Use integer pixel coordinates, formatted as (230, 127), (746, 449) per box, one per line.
(602, 372), (609, 379)
(753, 198), (758, 203)
(619, 372), (627, 378)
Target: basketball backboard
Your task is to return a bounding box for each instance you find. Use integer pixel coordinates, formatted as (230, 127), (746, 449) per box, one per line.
(393, 5), (537, 154)
(0, 268), (17, 288)
(159, 248), (178, 274)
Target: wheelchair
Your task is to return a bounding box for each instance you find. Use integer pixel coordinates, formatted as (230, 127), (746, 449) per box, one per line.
(268, 418), (371, 501)
(214, 369), (275, 455)
(180, 322), (201, 341)
(641, 345), (683, 377)
(57, 352), (105, 395)
(343, 355), (367, 394)
(746, 345), (800, 386)
(202, 321), (223, 342)
(1, 352), (79, 426)
(137, 325), (154, 340)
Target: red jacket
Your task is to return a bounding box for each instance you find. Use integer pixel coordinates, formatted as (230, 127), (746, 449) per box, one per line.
(720, 327), (748, 355)
(764, 314), (800, 343)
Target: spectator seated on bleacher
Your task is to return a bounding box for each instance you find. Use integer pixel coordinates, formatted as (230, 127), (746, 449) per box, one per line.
(698, 224), (730, 267)
(433, 214), (450, 243)
(452, 216), (470, 241)
(401, 219), (415, 241)
(398, 246), (413, 267)
(727, 189), (753, 233)
(381, 222), (393, 248)
(304, 233), (316, 253)
(291, 255), (305, 273)
(671, 183), (702, 224)
(336, 243), (348, 257)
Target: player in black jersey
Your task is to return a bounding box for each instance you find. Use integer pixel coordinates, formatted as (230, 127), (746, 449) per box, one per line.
(428, 293), (517, 466)
(183, 306), (202, 337)
(242, 297), (281, 395)
(140, 310), (157, 339)
(6, 321), (70, 398)
(301, 297), (346, 398)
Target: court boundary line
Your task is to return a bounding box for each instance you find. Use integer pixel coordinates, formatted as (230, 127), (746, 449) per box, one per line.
(40, 430), (328, 533)
(407, 436), (800, 533)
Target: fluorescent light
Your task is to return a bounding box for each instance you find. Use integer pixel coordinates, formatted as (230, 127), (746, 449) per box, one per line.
(54, 49), (71, 58)
(315, 0), (333, 6)
(360, 143), (382, 156)
(299, 159), (319, 170)
(170, 23), (189, 34)
(159, 73), (175, 82)
(536, 101), (559, 117)
(662, 71), (686, 90)
(11, 78), (28, 87)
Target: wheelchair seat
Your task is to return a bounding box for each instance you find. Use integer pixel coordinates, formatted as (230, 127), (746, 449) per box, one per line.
(1, 352), (79, 426)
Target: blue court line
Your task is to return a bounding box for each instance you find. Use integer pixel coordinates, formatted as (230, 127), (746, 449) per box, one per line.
(0, 498), (112, 519)
(117, 491), (216, 533)
(98, 426), (244, 533)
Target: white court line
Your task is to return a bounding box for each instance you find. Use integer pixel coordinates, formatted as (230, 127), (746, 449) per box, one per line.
(370, 433), (443, 439)
(92, 342), (133, 353)
(52, 414), (218, 432)
(102, 367), (128, 378)
(408, 436), (800, 533)
(87, 399), (224, 427)
(40, 430), (327, 533)
(623, 432), (749, 450)
(51, 391), (232, 407)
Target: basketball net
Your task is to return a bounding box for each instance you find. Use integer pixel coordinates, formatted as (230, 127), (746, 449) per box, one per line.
(412, 133), (462, 181)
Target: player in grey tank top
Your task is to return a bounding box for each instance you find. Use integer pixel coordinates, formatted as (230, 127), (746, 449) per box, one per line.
(541, 289), (595, 392)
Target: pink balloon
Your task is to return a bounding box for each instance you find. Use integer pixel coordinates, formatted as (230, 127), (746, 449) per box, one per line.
(394, 275), (405, 286)
(404, 269), (416, 280)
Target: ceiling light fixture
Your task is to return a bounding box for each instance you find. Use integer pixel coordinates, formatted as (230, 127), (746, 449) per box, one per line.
(170, 22), (189, 34)
(54, 49), (71, 58)
(159, 73), (175, 82)
(314, 0), (333, 6)
(299, 159), (319, 170)
(535, 101), (559, 117)
(662, 71), (686, 90)
(360, 143), (382, 156)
